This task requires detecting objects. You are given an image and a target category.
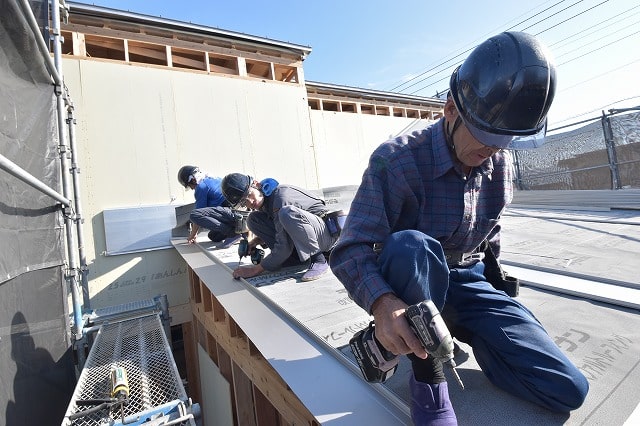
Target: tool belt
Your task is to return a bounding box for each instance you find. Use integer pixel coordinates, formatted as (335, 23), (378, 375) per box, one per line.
(444, 250), (484, 268)
(374, 238), (519, 298)
(322, 210), (347, 237)
(233, 210), (250, 234)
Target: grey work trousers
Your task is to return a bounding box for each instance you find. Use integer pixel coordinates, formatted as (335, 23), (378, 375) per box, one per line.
(248, 205), (338, 268)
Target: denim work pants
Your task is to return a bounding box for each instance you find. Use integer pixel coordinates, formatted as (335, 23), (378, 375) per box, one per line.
(189, 206), (236, 242)
(378, 230), (589, 412)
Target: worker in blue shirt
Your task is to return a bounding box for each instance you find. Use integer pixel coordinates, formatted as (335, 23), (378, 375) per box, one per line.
(177, 165), (240, 247)
(330, 32), (588, 425)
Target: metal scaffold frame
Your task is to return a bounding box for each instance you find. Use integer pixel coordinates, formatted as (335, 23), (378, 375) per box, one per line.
(62, 312), (200, 426)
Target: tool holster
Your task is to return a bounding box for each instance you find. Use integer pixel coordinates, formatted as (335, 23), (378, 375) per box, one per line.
(323, 210), (347, 237)
(480, 240), (520, 297)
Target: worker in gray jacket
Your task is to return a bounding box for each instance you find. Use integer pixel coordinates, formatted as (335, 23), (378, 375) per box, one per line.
(221, 173), (342, 281)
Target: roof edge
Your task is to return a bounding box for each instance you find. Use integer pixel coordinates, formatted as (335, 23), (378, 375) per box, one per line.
(306, 80), (445, 105)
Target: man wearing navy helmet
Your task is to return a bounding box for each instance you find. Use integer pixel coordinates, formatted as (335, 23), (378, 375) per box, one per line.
(177, 165), (240, 247)
(330, 32), (587, 425)
(221, 173), (340, 282)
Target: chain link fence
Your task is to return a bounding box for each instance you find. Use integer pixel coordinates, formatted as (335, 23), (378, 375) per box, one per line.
(513, 109), (640, 190)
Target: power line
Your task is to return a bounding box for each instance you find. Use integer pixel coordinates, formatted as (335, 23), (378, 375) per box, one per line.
(525, 0), (609, 33)
(551, 95), (640, 127)
(557, 27), (640, 66)
(548, 5), (640, 51)
(558, 56), (640, 93)
(388, 0), (574, 93)
(409, 0), (636, 97)
(387, 0), (571, 92)
(400, 0), (640, 98)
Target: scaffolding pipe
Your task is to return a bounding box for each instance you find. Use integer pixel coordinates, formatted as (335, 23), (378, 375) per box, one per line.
(17, 0), (63, 87)
(49, 0), (84, 342)
(0, 154), (71, 206)
(11, 0), (86, 364)
(65, 91), (91, 309)
(56, 0), (91, 312)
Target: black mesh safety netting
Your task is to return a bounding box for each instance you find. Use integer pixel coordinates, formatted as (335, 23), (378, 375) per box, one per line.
(514, 111), (640, 190)
(0, 1), (75, 425)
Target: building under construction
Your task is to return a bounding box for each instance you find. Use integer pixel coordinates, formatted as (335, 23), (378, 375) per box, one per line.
(1, 1), (639, 425)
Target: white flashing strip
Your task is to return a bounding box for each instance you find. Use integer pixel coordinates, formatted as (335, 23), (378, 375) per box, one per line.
(624, 403), (640, 426)
(172, 239), (411, 425)
(503, 264), (640, 310)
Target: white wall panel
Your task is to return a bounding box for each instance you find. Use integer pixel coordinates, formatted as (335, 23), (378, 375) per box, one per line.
(198, 345), (234, 426)
(168, 74), (317, 187)
(62, 58), (317, 313)
(309, 109), (431, 187)
(61, 57), (436, 314)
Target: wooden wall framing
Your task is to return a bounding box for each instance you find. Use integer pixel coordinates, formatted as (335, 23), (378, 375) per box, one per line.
(60, 9), (444, 121)
(185, 266), (319, 426)
(59, 22), (303, 84)
(306, 86), (444, 120)
(307, 96), (442, 119)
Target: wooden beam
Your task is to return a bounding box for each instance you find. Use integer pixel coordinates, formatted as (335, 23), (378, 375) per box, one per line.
(126, 42), (167, 63)
(166, 45), (172, 67)
(123, 38), (129, 62)
(233, 363), (258, 426)
(237, 57), (247, 77)
(72, 32), (86, 56)
(181, 320), (201, 404)
(62, 22), (304, 65)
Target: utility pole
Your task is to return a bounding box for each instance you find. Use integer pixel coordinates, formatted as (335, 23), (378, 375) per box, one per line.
(600, 110), (621, 190)
(512, 149), (525, 190)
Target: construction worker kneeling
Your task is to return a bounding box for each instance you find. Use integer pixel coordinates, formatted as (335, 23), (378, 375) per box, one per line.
(221, 173), (340, 282)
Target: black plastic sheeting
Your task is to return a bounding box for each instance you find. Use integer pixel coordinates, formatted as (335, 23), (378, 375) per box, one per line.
(1, 268), (76, 426)
(0, 0), (64, 283)
(0, 1), (76, 425)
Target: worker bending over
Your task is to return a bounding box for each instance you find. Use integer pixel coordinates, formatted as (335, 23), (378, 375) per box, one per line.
(222, 173), (344, 282)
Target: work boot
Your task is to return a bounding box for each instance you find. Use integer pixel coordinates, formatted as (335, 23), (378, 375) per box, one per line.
(301, 253), (329, 281)
(409, 375), (458, 426)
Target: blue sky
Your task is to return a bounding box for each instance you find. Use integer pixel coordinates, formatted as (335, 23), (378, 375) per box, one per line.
(73, 0), (640, 129)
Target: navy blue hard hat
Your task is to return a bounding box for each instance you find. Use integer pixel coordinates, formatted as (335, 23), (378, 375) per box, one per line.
(221, 173), (252, 207)
(449, 31), (556, 149)
(178, 165), (199, 188)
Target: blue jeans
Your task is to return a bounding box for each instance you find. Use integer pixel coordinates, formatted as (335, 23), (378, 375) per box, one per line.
(190, 206), (236, 241)
(378, 230), (589, 412)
